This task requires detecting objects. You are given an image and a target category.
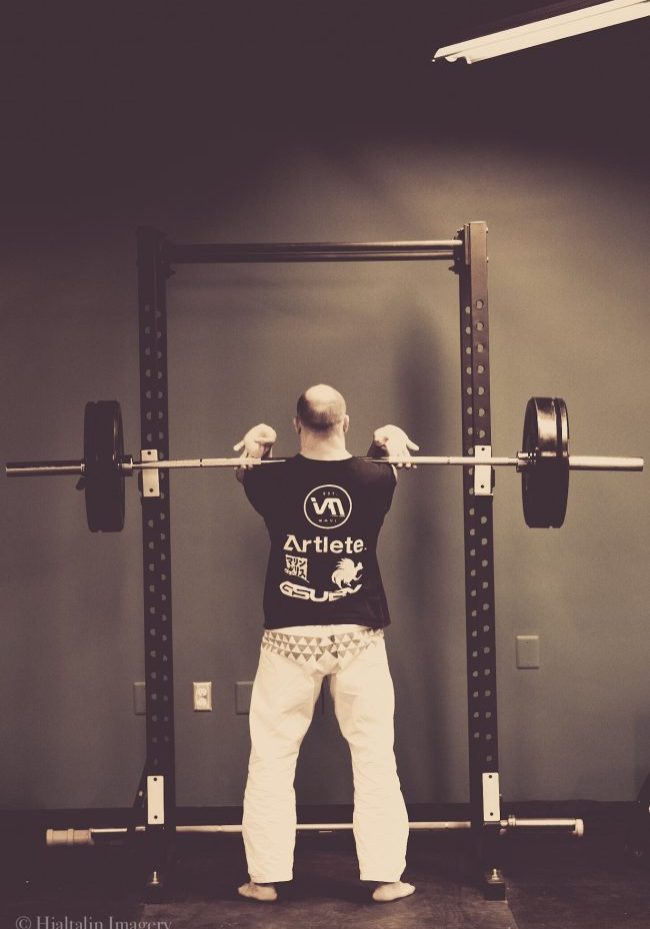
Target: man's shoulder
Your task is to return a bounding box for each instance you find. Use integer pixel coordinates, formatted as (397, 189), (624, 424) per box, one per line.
(243, 458), (294, 481)
(348, 456), (396, 486)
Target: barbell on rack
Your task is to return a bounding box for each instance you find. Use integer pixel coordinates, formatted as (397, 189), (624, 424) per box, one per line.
(5, 397), (643, 532)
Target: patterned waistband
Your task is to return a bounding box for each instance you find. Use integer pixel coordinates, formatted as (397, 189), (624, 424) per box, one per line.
(262, 626), (383, 665)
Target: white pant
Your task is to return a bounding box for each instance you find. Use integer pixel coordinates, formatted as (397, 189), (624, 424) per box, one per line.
(242, 625), (409, 883)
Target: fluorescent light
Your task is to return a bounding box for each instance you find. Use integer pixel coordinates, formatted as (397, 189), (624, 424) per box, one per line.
(433, 0), (650, 63)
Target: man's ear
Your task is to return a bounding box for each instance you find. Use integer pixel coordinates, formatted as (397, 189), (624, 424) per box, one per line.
(293, 416), (301, 435)
(343, 414), (350, 434)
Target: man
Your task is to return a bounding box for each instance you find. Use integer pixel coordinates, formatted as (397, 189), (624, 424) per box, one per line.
(234, 384), (418, 904)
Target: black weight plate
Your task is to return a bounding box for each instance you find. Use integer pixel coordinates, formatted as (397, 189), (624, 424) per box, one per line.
(521, 397), (569, 528)
(83, 401), (125, 532)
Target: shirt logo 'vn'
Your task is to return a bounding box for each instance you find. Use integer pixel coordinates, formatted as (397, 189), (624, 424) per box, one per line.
(304, 484), (352, 530)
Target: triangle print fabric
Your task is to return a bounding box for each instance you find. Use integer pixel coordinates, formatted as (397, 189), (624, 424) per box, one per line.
(262, 627), (383, 670)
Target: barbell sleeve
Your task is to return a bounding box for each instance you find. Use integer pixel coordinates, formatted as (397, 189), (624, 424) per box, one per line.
(567, 455), (644, 472)
(6, 460), (85, 477)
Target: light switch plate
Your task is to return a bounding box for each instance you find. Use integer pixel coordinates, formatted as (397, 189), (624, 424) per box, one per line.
(236, 681), (253, 714)
(516, 635), (540, 669)
(133, 682), (146, 715)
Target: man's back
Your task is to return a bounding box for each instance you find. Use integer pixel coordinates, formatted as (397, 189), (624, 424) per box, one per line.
(243, 455), (396, 629)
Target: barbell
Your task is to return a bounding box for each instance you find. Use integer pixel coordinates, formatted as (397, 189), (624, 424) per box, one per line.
(5, 397), (643, 532)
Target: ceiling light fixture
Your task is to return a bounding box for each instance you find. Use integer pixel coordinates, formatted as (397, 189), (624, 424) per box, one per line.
(433, 0), (650, 63)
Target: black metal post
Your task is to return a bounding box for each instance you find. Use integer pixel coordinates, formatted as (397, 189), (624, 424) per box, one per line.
(456, 222), (505, 899)
(136, 226), (176, 895)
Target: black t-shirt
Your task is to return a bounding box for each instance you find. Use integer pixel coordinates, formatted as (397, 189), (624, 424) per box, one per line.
(243, 455), (396, 629)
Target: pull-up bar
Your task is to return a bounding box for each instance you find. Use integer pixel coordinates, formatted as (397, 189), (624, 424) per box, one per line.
(165, 239), (463, 264)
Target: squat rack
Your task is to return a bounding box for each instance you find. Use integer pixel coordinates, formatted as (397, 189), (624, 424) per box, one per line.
(134, 222), (520, 899)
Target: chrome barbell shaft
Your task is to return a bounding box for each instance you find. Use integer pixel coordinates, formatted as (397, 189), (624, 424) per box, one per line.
(132, 454), (643, 471)
(6, 453), (644, 477)
(132, 455), (521, 470)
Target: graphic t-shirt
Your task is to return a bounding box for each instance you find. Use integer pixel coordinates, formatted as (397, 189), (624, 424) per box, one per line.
(243, 455), (396, 629)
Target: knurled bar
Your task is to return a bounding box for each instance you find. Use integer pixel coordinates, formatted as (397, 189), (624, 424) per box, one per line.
(165, 240), (461, 264)
(457, 223), (500, 827)
(137, 227), (176, 833)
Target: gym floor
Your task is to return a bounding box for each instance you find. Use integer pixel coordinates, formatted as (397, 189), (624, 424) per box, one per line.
(3, 812), (648, 929)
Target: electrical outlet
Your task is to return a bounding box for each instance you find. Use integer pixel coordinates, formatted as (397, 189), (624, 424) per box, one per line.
(193, 681), (212, 711)
(516, 635), (540, 669)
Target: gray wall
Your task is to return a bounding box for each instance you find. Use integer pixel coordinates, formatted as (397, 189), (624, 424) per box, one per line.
(2, 127), (648, 811)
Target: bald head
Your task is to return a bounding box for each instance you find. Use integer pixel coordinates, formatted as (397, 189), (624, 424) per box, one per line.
(296, 384), (347, 435)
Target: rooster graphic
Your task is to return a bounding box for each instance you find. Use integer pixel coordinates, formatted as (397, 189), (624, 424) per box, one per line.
(331, 558), (363, 589)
